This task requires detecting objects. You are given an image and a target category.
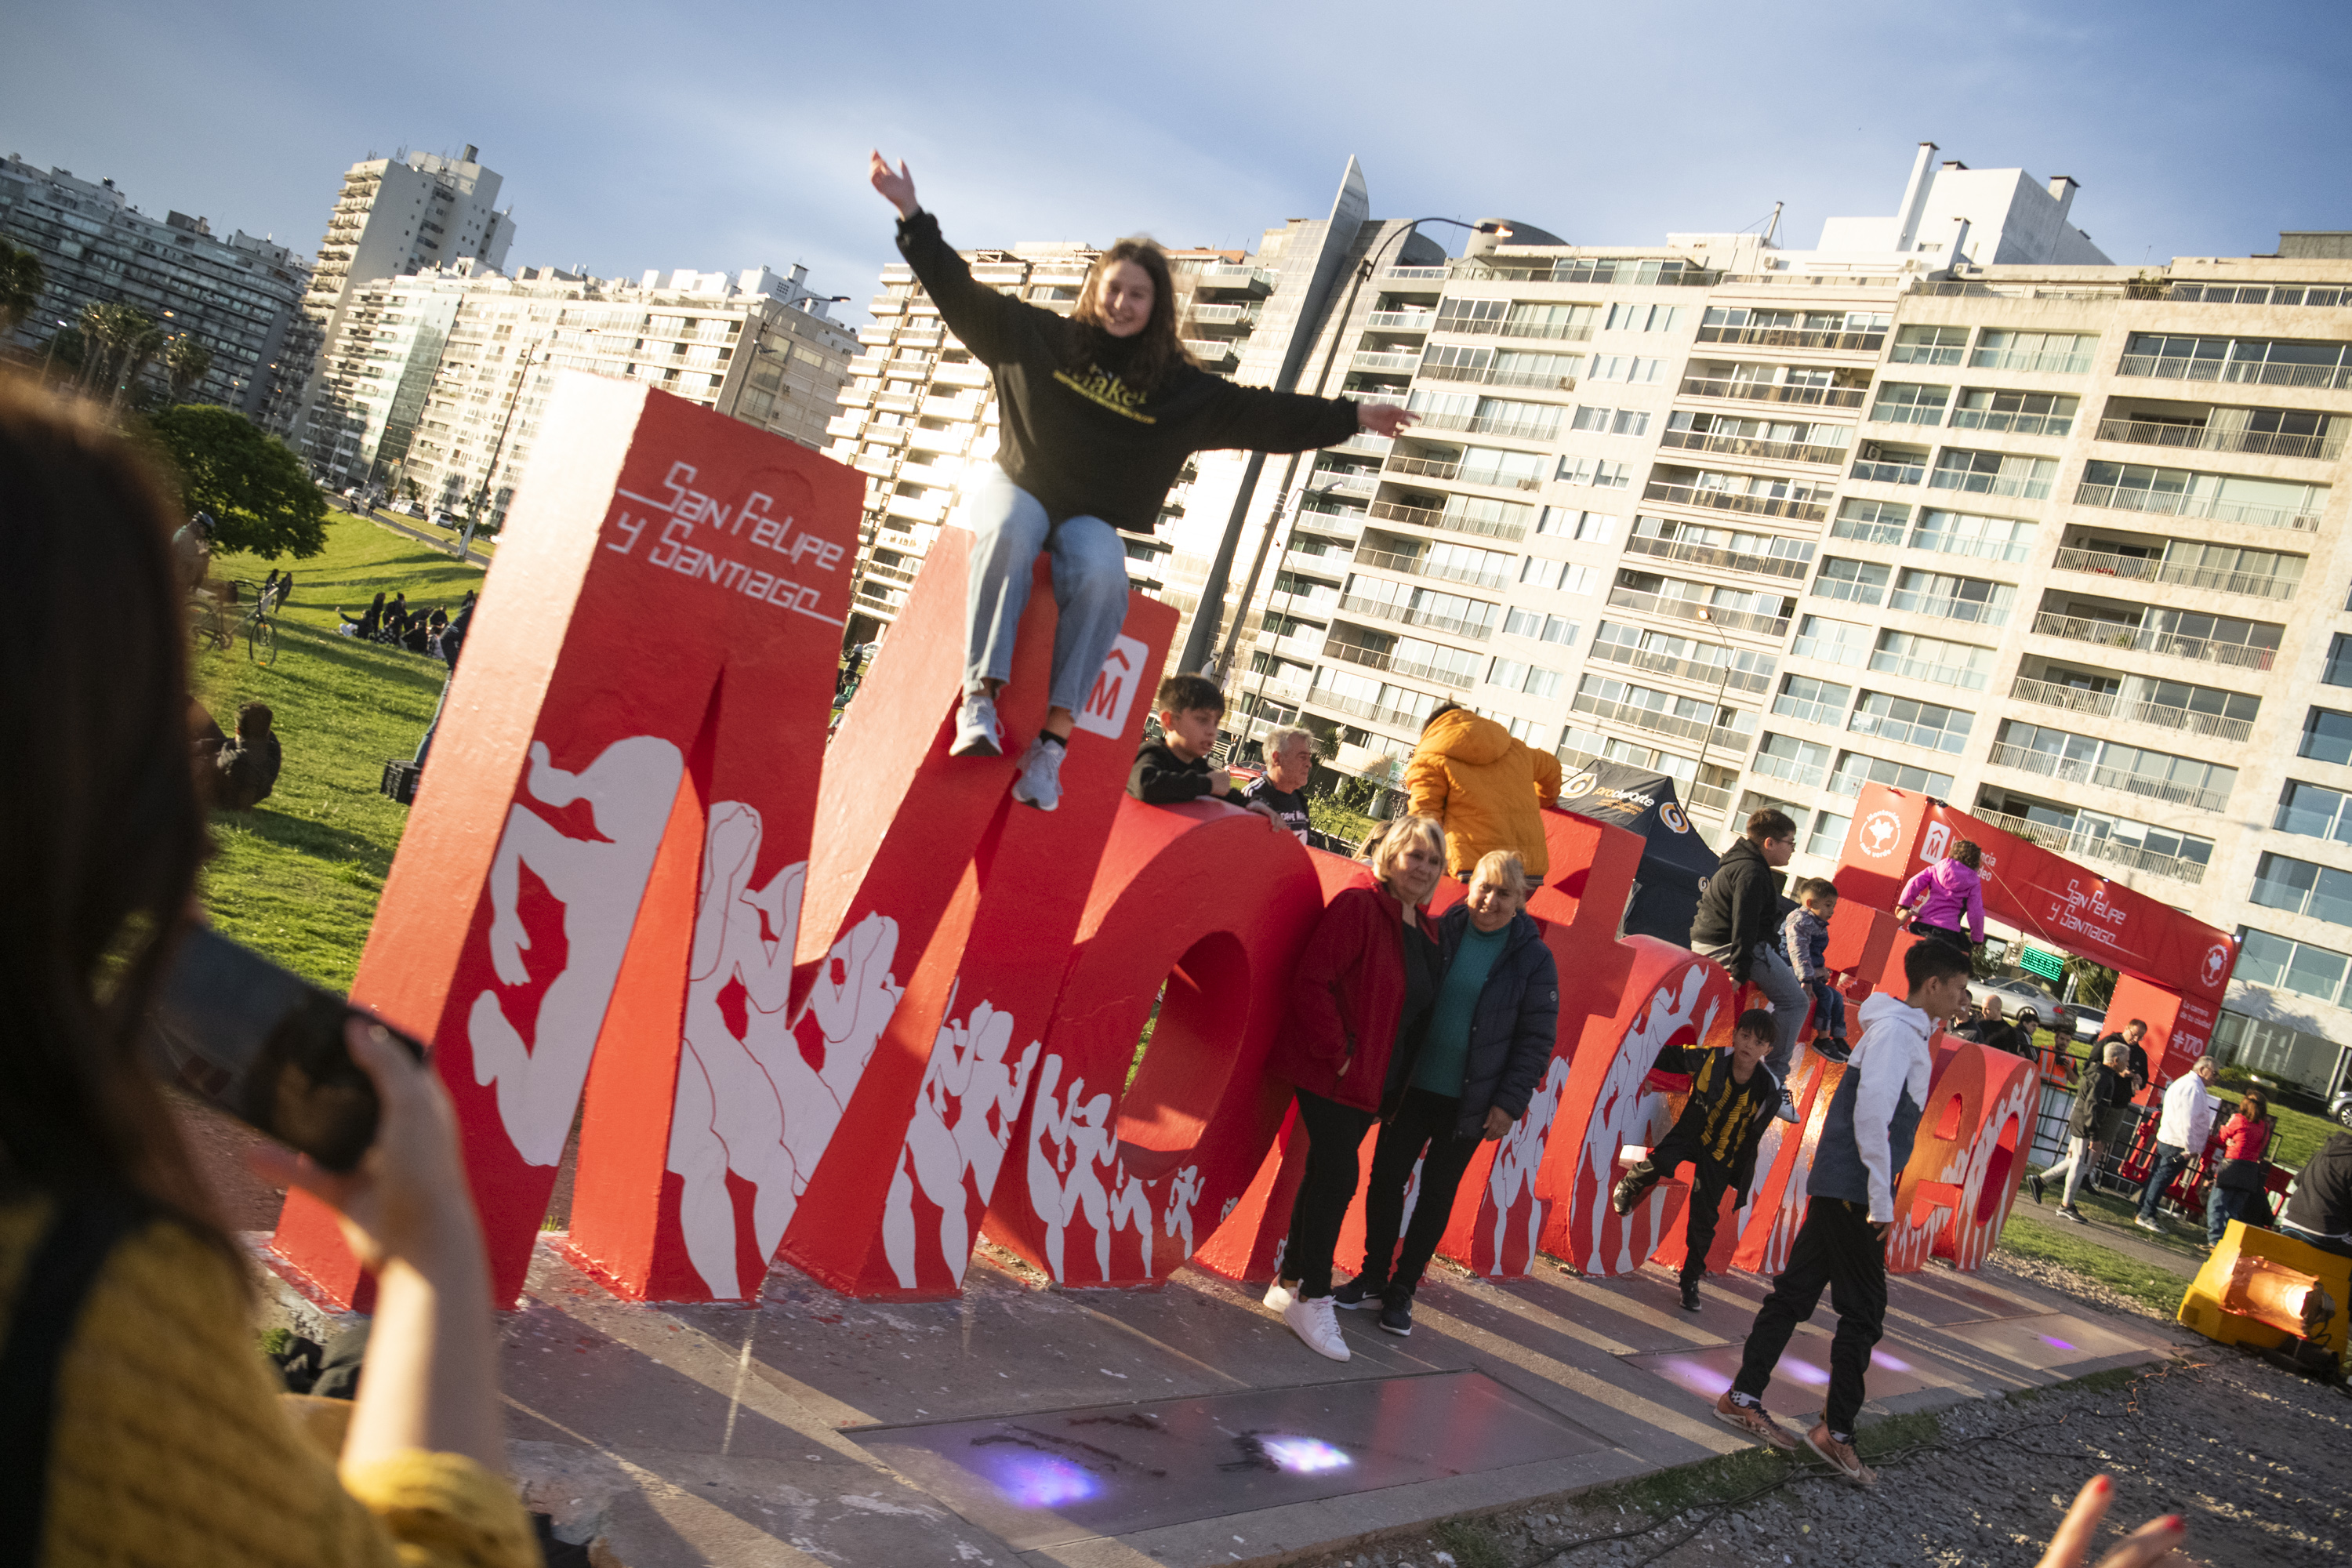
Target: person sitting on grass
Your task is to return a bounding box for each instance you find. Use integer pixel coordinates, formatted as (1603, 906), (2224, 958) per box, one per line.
(1127, 673), (1283, 829)
(1612, 1007), (1786, 1312)
(338, 590), (386, 639)
(212, 700), (282, 811)
(1711, 937), (1971, 1486)
(1781, 878), (1848, 1063)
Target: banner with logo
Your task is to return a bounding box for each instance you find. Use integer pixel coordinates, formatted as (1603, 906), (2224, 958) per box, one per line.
(1555, 760), (1720, 943)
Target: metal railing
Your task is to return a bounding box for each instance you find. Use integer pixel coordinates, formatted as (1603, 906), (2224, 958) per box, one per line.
(1368, 499), (1528, 542)
(1907, 530), (2035, 565)
(1947, 407), (2074, 436)
(1499, 319), (1595, 341)
(1390, 654), (1476, 690)
(2029, 611), (2277, 670)
(1362, 310), (1430, 331)
(1352, 546), (1512, 590)
(1868, 401), (1947, 426)
(1659, 428), (1849, 466)
(1966, 349), (2096, 374)
(1384, 265), (1450, 281)
(1192, 302), (1259, 325)
(1887, 344), (1965, 366)
(2007, 677), (2256, 742)
(1316, 471), (1381, 495)
(1457, 467), (1547, 492)
(1751, 750), (1827, 789)
(1385, 454), (1461, 481)
(1411, 410), (1563, 441)
(1679, 377), (1867, 408)
(1322, 640), (1392, 674)
(1985, 742), (2232, 812)
(1889, 591), (2009, 626)
(2092, 418), (2345, 462)
(2116, 354), (2352, 390)
(1697, 325), (1887, 352)
(1622, 532), (1813, 579)
(1420, 362), (1581, 393)
(1585, 637), (1773, 694)
(1642, 481), (1828, 522)
(1973, 808), (2209, 884)
(1606, 587), (1791, 637)
(1929, 467), (2052, 499)
(2051, 546), (2299, 601)
(1771, 694), (1846, 728)
(2070, 479), (2323, 532)
(1851, 459), (1926, 485)
(1351, 350), (1423, 374)
(1337, 593), (1497, 641)
(1811, 576), (1886, 605)
(1828, 515), (1907, 546)
(1306, 688), (1428, 734)
(1868, 652), (1989, 689)
(1571, 692), (1753, 748)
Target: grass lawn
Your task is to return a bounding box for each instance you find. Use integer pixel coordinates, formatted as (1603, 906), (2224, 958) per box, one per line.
(1995, 1207), (2196, 1316)
(191, 505), (484, 989)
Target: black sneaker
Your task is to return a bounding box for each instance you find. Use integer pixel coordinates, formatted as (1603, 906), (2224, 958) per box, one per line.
(1679, 1279), (1702, 1312)
(1377, 1294), (1414, 1337)
(2029, 1172), (2045, 1205)
(1610, 1175), (1646, 1217)
(1814, 1038), (1851, 1064)
(1332, 1274), (1387, 1309)
(2056, 1203), (2088, 1225)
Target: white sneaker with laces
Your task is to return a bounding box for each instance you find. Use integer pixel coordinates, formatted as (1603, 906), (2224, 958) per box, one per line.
(1261, 1279), (1295, 1314)
(950, 691), (1002, 757)
(1010, 736), (1065, 811)
(1774, 1089), (1799, 1124)
(1282, 1294), (1351, 1361)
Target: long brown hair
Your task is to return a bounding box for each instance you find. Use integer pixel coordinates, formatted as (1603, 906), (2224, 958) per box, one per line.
(2238, 1088), (2270, 1127)
(1069, 238), (1196, 392)
(0, 377), (216, 1241)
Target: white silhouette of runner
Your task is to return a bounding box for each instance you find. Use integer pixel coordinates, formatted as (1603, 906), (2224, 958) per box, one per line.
(1161, 1164), (1203, 1265)
(1029, 1054), (1117, 1283)
(468, 736), (684, 1167)
(882, 995), (1038, 1289)
(1489, 1055), (1572, 1271)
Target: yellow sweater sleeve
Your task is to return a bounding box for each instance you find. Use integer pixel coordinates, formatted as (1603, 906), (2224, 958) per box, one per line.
(0, 1202), (536, 1568)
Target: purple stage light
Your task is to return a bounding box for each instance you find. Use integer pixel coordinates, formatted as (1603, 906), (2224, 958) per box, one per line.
(1874, 1352), (1913, 1372)
(1783, 1357), (1831, 1386)
(1659, 1358), (1734, 1396)
(996, 1455), (1098, 1508)
(1262, 1436), (1352, 1474)
(2038, 1335), (2077, 1351)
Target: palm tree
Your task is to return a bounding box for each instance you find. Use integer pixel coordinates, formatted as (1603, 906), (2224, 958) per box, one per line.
(0, 243), (43, 336)
(164, 335), (212, 404)
(77, 300), (151, 401)
(112, 324), (168, 412)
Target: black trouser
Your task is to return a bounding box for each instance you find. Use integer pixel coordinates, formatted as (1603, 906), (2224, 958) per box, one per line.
(1356, 1087), (1486, 1298)
(1620, 1129), (1735, 1286)
(1731, 1196), (1886, 1437)
(1909, 920), (1971, 953)
(1279, 1088), (1377, 1299)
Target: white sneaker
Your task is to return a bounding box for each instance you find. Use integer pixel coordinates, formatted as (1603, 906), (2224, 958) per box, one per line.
(950, 691), (1002, 757)
(1775, 1089), (1799, 1124)
(1261, 1278), (1295, 1314)
(2133, 1215), (2165, 1233)
(1009, 736), (1065, 811)
(1282, 1294), (1351, 1361)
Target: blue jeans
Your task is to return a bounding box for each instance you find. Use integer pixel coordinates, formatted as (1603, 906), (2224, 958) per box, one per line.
(1703, 941), (1805, 1078)
(414, 668), (453, 765)
(1803, 975), (1846, 1041)
(2136, 1143), (2188, 1221)
(964, 469), (1131, 715)
(2206, 1181), (2263, 1244)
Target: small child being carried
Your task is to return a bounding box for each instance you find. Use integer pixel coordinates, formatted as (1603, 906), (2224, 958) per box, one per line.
(1611, 1008), (1785, 1312)
(1782, 878), (1849, 1064)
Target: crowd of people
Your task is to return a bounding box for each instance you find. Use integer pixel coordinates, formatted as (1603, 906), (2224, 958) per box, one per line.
(338, 588), (470, 660)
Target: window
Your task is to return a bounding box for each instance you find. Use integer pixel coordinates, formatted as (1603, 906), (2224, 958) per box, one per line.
(1995, 721), (2236, 808)
(1930, 448), (2056, 500)
(1537, 506), (1617, 541)
(1391, 637), (1482, 684)
(1458, 446), (1548, 488)
(2251, 853), (2352, 927)
(1753, 733), (1831, 789)
(1949, 387), (2078, 434)
(2235, 927), (2352, 1006)
(1851, 441), (1928, 485)
(1970, 330), (2097, 374)
(1422, 342), (1495, 374)
(1909, 509), (2036, 564)
(2278, 780), (2352, 844)
(1807, 810), (1852, 858)
(1792, 615), (1871, 666)
(2074, 459), (2328, 528)
(1871, 382), (1950, 426)
(1773, 675), (1852, 727)
(1557, 456), (1632, 488)
(1830, 498), (1909, 545)
(1605, 303), (1688, 333)
(1520, 557), (1595, 594)
(2301, 708), (2352, 766)
(1890, 325), (1969, 366)
(1502, 608), (1579, 646)
(2325, 637), (2352, 689)
(1870, 630), (1994, 690)
(1814, 557), (1890, 605)
(1890, 568), (2013, 625)
(1490, 350), (1581, 386)
(1827, 750), (1955, 799)
(1586, 354), (1667, 383)
(1487, 657), (1564, 699)
(1559, 724), (1609, 762)
(1849, 691), (1973, 753)
(1500, 715), (1549, 745)
(1435, 298), (1507, 332)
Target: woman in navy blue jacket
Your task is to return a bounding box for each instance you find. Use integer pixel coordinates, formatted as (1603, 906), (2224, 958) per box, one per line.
(1337, 848), (1559, 1335)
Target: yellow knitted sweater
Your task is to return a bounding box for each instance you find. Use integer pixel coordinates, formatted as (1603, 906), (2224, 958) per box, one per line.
(0, 1198), (538, 1568)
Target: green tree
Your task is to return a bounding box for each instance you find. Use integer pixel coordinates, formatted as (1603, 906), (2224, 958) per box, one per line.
(164, 335), (212, 403)
(78, 300), (150, 397)
(0, 242), (43, 336)
(143, 405), (327, 560)
(113, 324), (168, 412)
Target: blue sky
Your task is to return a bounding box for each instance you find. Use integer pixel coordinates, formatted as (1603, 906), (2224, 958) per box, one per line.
(7, 0), (2348, 317)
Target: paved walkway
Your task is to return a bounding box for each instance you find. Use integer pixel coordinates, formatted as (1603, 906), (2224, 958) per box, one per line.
(285, 1236), (2186, 1567)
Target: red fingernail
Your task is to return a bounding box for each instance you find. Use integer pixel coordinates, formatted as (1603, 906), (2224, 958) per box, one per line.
(2158, 1516), (2183, 1531)
(2089, 1475), (2111, 1494)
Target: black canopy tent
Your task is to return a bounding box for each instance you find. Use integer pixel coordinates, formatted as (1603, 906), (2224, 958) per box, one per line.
(1556, 760), (1723, 943)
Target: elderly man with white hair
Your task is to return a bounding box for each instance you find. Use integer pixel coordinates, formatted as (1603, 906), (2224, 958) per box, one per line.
(1241, 725), (1316, 838)
(2134, 1054), (2219, 1232)
(2031, 1039), (2139, 1222)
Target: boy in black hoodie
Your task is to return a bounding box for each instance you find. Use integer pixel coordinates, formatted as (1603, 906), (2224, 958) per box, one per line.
(1128, 673), (1284, 829)
(1611, 1007), (1784, 1312)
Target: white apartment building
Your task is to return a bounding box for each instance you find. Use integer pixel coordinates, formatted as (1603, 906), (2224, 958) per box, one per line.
(285, 145), (517, 447)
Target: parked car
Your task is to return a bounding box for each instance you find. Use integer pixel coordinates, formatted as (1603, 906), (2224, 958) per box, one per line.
(430, 510), (461, 531)
(1965, 975), (2071, 1039)
(2332, 1083), (2352, 1130)
(391, 499), (423, 517)
(2071, 1005), (2107, 1041)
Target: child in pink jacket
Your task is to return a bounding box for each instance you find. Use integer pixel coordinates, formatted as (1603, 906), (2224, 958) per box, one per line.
(1896, 839), (1984, 952)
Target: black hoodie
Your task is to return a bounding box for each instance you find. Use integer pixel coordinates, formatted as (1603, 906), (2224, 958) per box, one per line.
(1689, 836), (1784, 982)
(895, 210), (1362, 532)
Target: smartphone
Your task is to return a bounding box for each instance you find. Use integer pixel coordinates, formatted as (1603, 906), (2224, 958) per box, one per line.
(145, 927), (425, 1171)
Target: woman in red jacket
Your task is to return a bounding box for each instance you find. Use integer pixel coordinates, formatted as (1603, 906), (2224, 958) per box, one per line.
(1261, 815), (1446, 1361)
(2205, 1088), (2274, 1244)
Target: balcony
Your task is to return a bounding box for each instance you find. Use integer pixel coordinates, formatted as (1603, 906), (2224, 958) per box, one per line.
(1368, 498), (1527, 542)
(2071, 478), (2322, 532)
(1353, 545), (1511, 590)
(1585, 638), (1773, 695)
(1412, 411), (1559, 441)
(1769, 692), (1846, 728)
(1365, 310), (1435, 331)
(1606, 587), (1791, 637)
(1751, 749), (1827, 790)
(1389, 654), (1475, 690)
(855, 325), (893, 347)
(1929, 467), (2051, 500)
(1973, 808), (2206, 885)
(2117, 354), (2352, 390)
(873, 388), (920, 415)
(2007, 677), (2256, 742)
(1305, 688), (1427, 735)
(1571, 692), (1751, 749)
(1868, 401), (1947, 427)
(1184, 339), (1238, 370)
(1336, 593), (1495, 640)
(1659, 428), (1849, 466)
(2050, 546), (2297, 601)
(1419, 361), (1579, 393)
(931, 361), (989, 388)
(1622, 532), (1810, 579)
(1947, 407), (2073, 436)
(1283, 546), (1349, 577)
(2029, 610), (2277, 672)
(1350, 350), (1423, 375)
(1984, 742), (2230, 812)
(1385, 453), (1461, 481)
(1457, 465), (1545, 492)
(2093, 417), (2345, 463)
(1888, 591), (2007, 626)
(1678, 376), (1868, 408)
(1195, 264), (1275, 294)
(1695, 325), (1886, 352)
(1849, 457), (1926, 485)
(1642, 481), (1828, 523)
(1384, 265), (1450, 281)
(1323, 641), (1392, 675)
(1192, 301), (1258, 326)
(1316, 470), (1380, 496)
(1335, 429), (1393, 456)
(1966, 348), (2095, 374)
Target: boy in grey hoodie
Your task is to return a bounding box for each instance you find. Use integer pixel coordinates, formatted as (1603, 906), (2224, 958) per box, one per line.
(1709, 938), (1973, 1485)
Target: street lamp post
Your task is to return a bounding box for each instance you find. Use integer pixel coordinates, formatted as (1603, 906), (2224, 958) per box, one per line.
(1687, 608), (1737, 829)
(462, 333), (553, 560)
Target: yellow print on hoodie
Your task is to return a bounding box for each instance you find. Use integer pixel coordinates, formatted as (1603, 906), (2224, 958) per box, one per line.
(1053, 365), (1157, 423)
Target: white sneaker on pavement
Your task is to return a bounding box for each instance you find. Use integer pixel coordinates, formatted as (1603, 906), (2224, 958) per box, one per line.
(951, 691), (1002, 757)
(1261, 1279), (1295, 1314)
(1282, 1294), (1351, 1362)
(1009, 736), (1065, 811)
(1775, 1089), (1799, 1124)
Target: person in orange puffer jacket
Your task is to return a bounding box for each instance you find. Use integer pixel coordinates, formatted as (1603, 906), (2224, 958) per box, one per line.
(1403, 702), (1563, 883)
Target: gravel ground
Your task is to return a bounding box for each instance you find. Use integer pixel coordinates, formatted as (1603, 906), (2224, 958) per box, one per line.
(1292, 1259), (2350, 1568)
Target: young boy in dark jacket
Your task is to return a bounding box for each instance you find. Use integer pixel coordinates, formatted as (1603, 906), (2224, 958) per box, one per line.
(1610, 1008), (1784, 1312)
(1690, 808), (1803, 1100)
(1128, 673), (1283, 829)
(1781, 879), (1849, 1062)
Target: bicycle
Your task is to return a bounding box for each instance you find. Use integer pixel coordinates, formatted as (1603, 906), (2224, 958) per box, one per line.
(188, 591), (231, 654)
(244, 604), (278, 666)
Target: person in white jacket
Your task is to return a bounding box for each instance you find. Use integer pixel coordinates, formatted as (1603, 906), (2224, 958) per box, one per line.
(2134, 1055), (2218, 1232)
(1708, 938), (1973, 1486)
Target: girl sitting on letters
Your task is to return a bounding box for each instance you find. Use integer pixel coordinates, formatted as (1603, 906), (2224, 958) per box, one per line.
(869, 152), (1413, 812)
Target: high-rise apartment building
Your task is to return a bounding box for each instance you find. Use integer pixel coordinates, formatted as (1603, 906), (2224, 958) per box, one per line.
(323, 260), (854, 521)
(0, 155), (310, 413)
(284, 146), (517, 449)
